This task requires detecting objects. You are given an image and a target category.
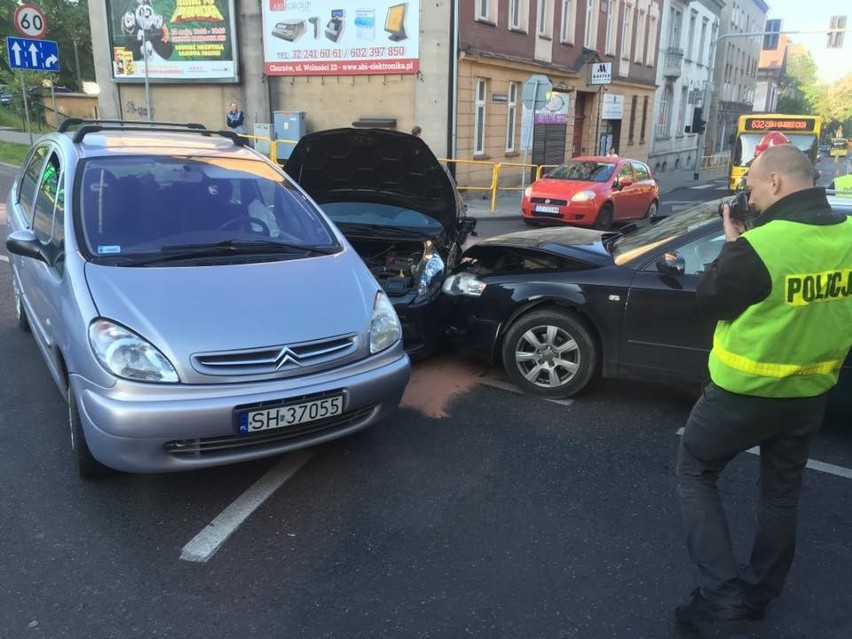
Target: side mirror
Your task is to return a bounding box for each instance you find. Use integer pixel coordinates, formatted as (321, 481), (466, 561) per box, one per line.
(458, 216), (478, 238)
(5, 229), (48, 264)
(617, 176), (635, 188)
(656, 251), (685, 275)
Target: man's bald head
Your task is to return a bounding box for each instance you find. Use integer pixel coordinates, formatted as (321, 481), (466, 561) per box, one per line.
(750, 144), (813, 188)
(746, 144), (816, 212)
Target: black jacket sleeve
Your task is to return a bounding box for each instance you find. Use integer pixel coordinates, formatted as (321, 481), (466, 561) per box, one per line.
(695, 238), (772, 321)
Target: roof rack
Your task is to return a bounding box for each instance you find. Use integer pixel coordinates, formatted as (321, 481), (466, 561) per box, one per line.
(56, 119), (248, 147)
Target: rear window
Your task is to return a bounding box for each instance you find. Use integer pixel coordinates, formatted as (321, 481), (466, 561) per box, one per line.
(76, 156), (337, 259)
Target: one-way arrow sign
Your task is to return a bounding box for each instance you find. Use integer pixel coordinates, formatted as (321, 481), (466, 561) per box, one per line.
(6, 37), (60, 72)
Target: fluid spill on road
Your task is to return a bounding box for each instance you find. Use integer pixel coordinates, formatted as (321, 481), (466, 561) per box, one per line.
(400, 353), (496, 419)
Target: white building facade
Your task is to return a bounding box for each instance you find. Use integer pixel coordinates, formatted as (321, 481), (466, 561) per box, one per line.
(647, 0), (723, 176)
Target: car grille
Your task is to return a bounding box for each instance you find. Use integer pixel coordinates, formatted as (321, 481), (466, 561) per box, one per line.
(191, 334), (358, 376)
(164, 404), (378, 457)
(530, 197), (568, 206)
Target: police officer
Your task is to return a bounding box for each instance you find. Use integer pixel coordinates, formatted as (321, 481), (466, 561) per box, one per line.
(674, 144), (852, 624)
(828, 168), (852, 194)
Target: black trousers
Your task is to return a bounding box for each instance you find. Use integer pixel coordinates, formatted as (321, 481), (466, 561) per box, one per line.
(676, 381), (827, 609)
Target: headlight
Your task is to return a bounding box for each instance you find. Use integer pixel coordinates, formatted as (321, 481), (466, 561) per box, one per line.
(412, 241), (445, 303)
(89, 319), (179, 383)
(571, 190), (597, 202)
(442, 272), (486, 296)
(524, 186), (533, 198)
(369, 291), (402, 353)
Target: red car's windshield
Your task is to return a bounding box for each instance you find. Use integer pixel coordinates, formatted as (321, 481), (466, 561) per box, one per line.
(547, 161), (616, 182)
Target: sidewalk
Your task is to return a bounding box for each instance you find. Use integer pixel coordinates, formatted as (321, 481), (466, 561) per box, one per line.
(0, 127), (42, 146)
(462, 166), (725, 219)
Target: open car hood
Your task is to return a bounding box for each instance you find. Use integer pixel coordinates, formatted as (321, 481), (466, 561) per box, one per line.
(286, 128), (461, 229)
(464, 227), (614, 267)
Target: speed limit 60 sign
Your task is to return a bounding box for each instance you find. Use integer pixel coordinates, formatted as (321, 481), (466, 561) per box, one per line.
(14, 4), (48, 39)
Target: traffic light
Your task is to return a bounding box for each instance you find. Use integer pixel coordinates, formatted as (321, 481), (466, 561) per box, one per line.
(828, 15), (847, 49)
(764, 19), (782, 50)
(691, 108), (706, 135)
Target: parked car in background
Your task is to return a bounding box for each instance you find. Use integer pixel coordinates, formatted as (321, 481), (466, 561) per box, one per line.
(0, 86), (12, 106)
(443, 196), (852, 411)
(286, 128), (478, 358)
(521, 156), (659, 229)
(4, 119), (410, 479)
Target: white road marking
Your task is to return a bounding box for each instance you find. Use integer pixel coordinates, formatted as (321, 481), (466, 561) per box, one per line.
(691, 184), (717, 190)
(478, 378), (574, 406)
(675, 428), (852, 480)
(180, 451), (312, 563)
(0, 254), (8, 263)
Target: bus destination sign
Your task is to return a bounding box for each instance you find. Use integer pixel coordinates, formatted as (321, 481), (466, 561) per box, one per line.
(743, 118), (817, 132)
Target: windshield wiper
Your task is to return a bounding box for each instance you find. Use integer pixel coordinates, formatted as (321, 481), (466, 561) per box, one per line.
(123, 239), (337, 266)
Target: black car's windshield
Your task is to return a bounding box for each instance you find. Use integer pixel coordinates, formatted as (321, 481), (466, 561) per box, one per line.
(546, 161), (616, 182)
(610, 203), (719, 264)
(77, 156), (339, 263)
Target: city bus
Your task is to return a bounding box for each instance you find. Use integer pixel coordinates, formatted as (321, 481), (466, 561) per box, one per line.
(830, 137), (849, 159)
(728, 114), (822, 192)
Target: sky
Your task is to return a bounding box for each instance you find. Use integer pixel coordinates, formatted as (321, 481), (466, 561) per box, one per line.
(766, 0), (852, 83)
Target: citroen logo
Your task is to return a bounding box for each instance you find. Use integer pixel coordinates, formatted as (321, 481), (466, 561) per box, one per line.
(275, 347), (303, 369)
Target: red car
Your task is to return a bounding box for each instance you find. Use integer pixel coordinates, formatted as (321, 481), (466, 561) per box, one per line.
(521, 156), (660, 229)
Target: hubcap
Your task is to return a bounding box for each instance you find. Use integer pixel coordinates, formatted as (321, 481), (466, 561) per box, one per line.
(514, 324), (580, 389)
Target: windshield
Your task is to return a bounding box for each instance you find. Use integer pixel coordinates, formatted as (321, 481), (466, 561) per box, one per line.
(610, 203), (719, 264)
(733, 133), (818, 166)
(546, 160), (616, 182)
(77, 156), (338, 262)
(321, 201), (443, 232)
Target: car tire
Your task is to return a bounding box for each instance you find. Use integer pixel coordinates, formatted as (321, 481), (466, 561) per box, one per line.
(13, 285), (30, 332)
(68, 388), (115, 480)
(594, 203), (614, 230)
(645, 200), (658, 220)
(501, 309), (598, 399)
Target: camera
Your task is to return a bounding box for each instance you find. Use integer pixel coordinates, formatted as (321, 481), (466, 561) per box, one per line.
(718, 189), (754, 222)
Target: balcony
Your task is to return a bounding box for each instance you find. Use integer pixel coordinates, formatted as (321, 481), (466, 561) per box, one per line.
(663, 48), (684, 78)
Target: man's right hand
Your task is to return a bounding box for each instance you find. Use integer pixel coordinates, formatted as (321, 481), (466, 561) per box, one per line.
(721, 204), (746, 242)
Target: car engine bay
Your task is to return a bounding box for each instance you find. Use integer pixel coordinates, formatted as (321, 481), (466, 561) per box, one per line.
(348, 238), (429, 296)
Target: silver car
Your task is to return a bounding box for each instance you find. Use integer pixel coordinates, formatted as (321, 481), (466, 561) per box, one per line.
(4, 120), (410, 478)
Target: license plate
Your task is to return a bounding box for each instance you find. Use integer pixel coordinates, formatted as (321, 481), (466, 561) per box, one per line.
(534, 205), (560, 214)
(236, 394), (344, 435)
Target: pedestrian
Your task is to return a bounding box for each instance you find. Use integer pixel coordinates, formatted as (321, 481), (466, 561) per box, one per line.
(674, 143), (852, 625)
(606, 147), (618, 158)
(226, 101), (245, 135)
(411, 125), (422, 138)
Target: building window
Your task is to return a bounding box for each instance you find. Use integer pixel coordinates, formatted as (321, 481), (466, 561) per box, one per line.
(698, 18), (708, 65)
(561, 0), (574, 43)
(538, 0), (550, 36)
(656, 85), (672, 138)
(621, 3), (634, 61)
(634, 9), (646, 63)
(476, 0), (490, 21)
(640, 96), (649, 143)
(687, 10), (697, 60)
(645, 14), (657, 65)
(670, 8), (682, 49)
(605, 0), (618, 55)
(584, 0), (598, 49)
(677, 86), (688, 135)
(474, 79), (487, 155)
(506, 82), (518, 153)
(509, 0), (526, 29)
(628, 95), (637, 144)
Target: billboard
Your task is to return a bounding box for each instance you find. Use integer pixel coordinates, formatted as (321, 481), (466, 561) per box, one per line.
(262, 0), (420, 76)
(106, 0), (239, 82)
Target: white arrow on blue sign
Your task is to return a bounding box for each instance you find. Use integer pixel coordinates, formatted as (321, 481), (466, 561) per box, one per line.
(6, 37), (60, 72)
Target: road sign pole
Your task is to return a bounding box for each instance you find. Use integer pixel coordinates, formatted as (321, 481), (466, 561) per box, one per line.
(20, 74), (32, 146)
(520, 79), (539, 191)
(143, 31), (151, 122)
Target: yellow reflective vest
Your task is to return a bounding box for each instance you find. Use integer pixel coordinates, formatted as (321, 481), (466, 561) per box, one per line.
(708, 217), (852, 397)
(834, 173), (852, 196)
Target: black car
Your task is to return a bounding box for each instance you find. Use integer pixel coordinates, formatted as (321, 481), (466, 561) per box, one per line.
(286, 128), (477, 357)
(442, 198), (852, 410)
